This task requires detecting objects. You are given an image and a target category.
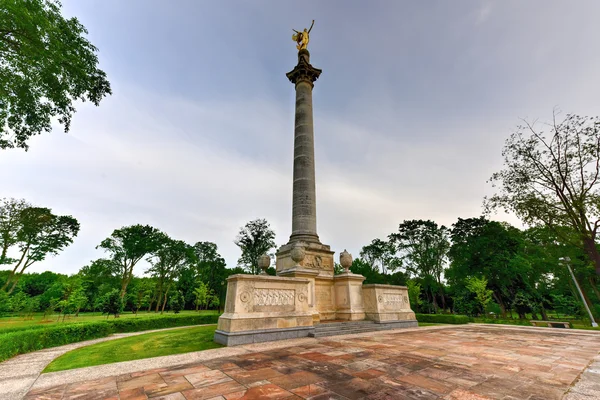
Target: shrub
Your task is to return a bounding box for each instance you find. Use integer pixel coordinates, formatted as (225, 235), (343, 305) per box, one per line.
(169, 291), (185, 314)
(0, 313), (219, 362)
(416, 313), (470, 324)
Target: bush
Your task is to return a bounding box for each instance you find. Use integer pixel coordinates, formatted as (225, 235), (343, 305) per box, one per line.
(169, 291), (185, 314)
(416, 313), (470, 324)
(0, 313), (219, 362)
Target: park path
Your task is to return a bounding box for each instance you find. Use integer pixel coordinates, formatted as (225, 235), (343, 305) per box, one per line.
(0, 324), (212, 400)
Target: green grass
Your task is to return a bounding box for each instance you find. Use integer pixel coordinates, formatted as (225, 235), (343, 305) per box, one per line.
(44, 325), (221, 372)
(0, 310), (218, 334)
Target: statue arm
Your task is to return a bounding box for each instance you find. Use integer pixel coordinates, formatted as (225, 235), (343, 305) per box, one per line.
(292, 29), (300, 33)
(307, 20), (315, 34)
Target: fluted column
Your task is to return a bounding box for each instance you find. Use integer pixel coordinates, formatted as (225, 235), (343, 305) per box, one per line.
(286, 49), (322, 244)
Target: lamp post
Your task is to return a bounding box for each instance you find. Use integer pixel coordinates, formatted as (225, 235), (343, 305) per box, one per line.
(559, 257), (598, 328)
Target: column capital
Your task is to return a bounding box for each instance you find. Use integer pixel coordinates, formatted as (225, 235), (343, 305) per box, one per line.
(286, 49), (322, 86)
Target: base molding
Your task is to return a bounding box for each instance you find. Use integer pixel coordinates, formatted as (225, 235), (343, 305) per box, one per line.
(214, 326), (315, 346)
(374, 320), (419, 330)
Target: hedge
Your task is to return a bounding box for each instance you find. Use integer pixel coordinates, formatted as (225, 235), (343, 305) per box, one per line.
(416, 313), (470, 324)
(0, 313), (219, 362)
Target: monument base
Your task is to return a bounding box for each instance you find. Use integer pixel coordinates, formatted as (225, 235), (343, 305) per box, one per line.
(214, 326), (314, 346)
(334, 272), (366, 321)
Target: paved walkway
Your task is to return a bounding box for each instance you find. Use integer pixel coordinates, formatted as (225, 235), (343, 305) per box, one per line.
(0, 325), (211, 400)
(24, 325), (600, 400)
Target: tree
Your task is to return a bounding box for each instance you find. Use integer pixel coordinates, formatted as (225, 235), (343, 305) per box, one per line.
(0, 198), (30, 265)
(234, 219), (276, 275)
(193, 241), (227, 303)
(360, 239), (399, 274)
(389, 220), (450, 311)
(0, 0), (111, 150)
(99, 289), (123, 318)
(447, 217), (532, 318)
(487, 113), (600, 276)
(147, 236), (194, 313)
(97, 225), (163, 299)
(465, 276), (493, 316)
(193, 282), (209, 311)
(2, 207), (79, 293)
(169, 290), (184, 314)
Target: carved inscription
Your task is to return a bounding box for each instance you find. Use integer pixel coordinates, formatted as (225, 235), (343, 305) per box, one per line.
(253, 289), (295, 306)
(382, 293), (404, 305)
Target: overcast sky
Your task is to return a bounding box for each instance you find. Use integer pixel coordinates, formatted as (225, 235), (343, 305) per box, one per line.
(2, 1), (600, 276)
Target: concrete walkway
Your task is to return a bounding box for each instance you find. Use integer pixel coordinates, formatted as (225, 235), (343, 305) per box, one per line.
(22, 324), (600, 400)
(0, 325), (213, 400)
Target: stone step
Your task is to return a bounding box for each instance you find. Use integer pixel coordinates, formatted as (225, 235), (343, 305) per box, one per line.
(315, 321), (375, 329)
(309, 326), (385, 338)
(314, 323), (377, 332)
(309, 320), (385, 338)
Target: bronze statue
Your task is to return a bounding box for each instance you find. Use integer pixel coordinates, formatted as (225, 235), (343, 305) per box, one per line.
(292, 20), (314, 51)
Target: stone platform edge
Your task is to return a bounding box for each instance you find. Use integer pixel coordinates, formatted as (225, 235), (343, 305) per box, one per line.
(214, 326), (315, 346)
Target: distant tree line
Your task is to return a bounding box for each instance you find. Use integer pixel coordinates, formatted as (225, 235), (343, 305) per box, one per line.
(0, 198), (276, 319)
(348, 218), (600, 321)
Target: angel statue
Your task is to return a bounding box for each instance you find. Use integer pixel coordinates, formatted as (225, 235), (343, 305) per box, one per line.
(292, 20), (314, 51)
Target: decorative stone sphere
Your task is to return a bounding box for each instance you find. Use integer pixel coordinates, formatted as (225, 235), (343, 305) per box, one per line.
(339, 249), (352, 273)
(291, 243), (306, 266)
(258, 254), (271, 275)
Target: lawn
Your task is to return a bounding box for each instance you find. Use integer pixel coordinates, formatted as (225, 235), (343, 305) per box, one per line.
(0, 310), (218, 333)
(44, 325), (221, 372)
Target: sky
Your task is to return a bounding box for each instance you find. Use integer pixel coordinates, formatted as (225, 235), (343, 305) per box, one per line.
(2, 1), (600, 276)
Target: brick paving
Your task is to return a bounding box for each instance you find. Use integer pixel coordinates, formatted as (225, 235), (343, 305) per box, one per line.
(24, 326), (600, 400)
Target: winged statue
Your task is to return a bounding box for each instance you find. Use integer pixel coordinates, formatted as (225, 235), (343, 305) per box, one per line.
(292, 20), (315, 51)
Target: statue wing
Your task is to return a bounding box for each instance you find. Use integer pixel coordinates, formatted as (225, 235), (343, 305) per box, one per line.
(292, 33), (298, 41)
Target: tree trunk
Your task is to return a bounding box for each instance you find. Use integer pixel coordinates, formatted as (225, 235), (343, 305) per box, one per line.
(493, 292), (507, 318)
(540, 306), (548, 321)
(582, 236), (600, 276)
(1, 247), (28, 291)
(588, 276), (600, 302)
(161, 293), (168, 313)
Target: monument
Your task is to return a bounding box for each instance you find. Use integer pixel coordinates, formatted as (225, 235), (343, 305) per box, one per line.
(214, 22), (416, 346)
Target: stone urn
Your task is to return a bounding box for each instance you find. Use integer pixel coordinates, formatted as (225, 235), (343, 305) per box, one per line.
(339, 249), (352, 273)
(290, 242), (306, 267)
(258, 254), (271, 275)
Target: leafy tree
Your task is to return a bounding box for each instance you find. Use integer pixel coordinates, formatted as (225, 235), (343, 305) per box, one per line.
(97, 225), (163, 299)
(389, 220), (450, 311)
(169, 290), (184, 314)
(193, 282), (209, 311)
(99, 289), (123, 318)
(406, 279), (423, 312)
(0, 198), (30, 265)
(193, 241), (227, 303)
(147, 236), (194, 313)
(0, 0), (111, 150)
(0, 290), (11, 315)
(487, 113), (600, 276)
(360, 239), (399, 274)
(448, 217), (532, 318)
(2, 207), (79, 293)
(234, 219), (276, 275)
(78, 258), (120, 310)
(465, 276), (493, 316)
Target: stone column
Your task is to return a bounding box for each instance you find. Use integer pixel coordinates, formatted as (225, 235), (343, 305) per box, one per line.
(286, 49), (322, 244)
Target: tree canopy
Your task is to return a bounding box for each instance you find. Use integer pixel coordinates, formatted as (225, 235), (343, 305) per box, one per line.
(487, 113), (600, 275)
(0, 0), (111, 150)
(234, 219), (276, 274)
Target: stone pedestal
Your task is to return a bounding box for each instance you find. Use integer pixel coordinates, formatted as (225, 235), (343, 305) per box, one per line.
(214, 274), (313, 346)
(362, 284), (416, 323)
(334, 272), (366, 321)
